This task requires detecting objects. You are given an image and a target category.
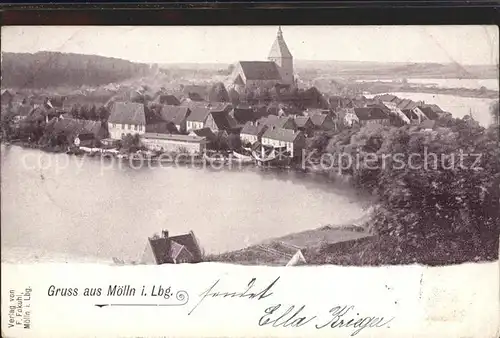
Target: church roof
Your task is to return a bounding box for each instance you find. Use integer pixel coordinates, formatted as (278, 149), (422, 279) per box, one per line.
(238, 61), (282, 81)
(268, 26), (292, 59)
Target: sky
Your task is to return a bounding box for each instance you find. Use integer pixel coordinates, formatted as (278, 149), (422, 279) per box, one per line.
(1, 25), (498, 66)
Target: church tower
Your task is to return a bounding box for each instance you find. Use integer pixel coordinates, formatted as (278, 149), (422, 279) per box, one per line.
(268, 26), (294, 85)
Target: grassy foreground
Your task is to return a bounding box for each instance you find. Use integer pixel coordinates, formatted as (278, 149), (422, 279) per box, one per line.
(206, 224), (499, 267)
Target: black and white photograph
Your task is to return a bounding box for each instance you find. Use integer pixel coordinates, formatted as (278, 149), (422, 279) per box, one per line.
(1, 25), (498, 269)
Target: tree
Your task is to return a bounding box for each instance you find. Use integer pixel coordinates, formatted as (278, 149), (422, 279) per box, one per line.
(228, 88), (240, 106)
(208, 82), (230, 102)
(490, 100), (499, 126)
(227, 133), (242, 150)
(121, 133), (141, 153)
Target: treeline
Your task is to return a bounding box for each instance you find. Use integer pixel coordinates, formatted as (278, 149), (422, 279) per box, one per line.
(305, 106), (500, 264)
(1, 52), (151, 89)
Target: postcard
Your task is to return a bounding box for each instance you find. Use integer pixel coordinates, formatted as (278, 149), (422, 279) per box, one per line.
(1, 25), (499, 337)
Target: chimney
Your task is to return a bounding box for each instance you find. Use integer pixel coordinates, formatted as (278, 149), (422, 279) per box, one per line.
(161, 230), (169, 239)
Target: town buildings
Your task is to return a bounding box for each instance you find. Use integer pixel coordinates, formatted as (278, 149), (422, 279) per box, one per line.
(108, 102), (146, 140)
(354, 107), (391, 126)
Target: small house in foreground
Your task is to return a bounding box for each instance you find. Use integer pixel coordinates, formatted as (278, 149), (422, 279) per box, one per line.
(141, 230), (203, 264)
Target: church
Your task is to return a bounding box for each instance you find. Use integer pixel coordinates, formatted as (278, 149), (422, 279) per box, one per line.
(230, 26), (294, 92)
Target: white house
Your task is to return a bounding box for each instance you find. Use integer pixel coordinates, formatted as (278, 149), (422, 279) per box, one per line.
(240, 121), (268, 145)
(107, 102), (146, 140)
(261, 127), (306, 158)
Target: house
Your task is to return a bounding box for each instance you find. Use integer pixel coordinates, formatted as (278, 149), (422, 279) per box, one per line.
(309, 113), (337, 131)
(261, 127), (306, 158)
(240, 121), (268, 145)
(181, 85), (208, 101)
(395, 99), (427, 124)
(50, 117), (108, 143)
(141, 230), (203, 265)
(294, 116), (314, 135)
(374, 94), (400, 103)
(140, 133), (208, 154)
(186, 106), (211, 132)
(354, 107), (390, 126)
(378, 101), (410, 126)
(419, 104), (445, 120)
(205, 104), (237, 133)
(257, 115), (297, 131)
(159, 105), (191, 134)
(107, 102), (146, 140)
(189, 127), (218, 144)
(231, 104), (255, 124)
(155, 94), (181, 106)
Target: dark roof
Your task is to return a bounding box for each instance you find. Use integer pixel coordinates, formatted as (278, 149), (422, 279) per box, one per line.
(191, 127), (217, 142)
(397, 99), (419, 111)
(418, 105), (443, 120)
(294, 116), (312, 128)
(76, 133), (96, 141)
(310, 113), (329, 127)
(160, 105), (191, 125)
(52, 117), (103, 137)
(108, 102), (146, 125)
(187, 106), (211, 123)
(375, 94), (399, 103)
(148, 237), (172, 264)
(354, 107), (388, 120)
(145, 121), (179, 134)
(210, 111), (237, 130)
(259, 115), (296, 129)
(262, 128), (303, 142)
(241, 122), (268, 136)
(238, 61), (282, 81)
(169, 232), (202, 262)
(155, 94), (181, 106)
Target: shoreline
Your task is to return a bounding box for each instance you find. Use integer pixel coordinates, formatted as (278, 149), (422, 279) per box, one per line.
(359, 84), (499, 99)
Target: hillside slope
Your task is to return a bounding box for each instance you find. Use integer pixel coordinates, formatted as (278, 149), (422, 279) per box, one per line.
(1, 51), (151, 89)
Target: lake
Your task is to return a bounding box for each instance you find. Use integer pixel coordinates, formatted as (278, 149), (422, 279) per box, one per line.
(356, 78), (499, 91)
(389, 92), (496, 127)
(1, 146), (368, 263)
(366, 92), (496, 127)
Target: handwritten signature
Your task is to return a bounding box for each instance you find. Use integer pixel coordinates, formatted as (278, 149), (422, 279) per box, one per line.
(259, 304), (394, 336)
(188, 277), (280, 315)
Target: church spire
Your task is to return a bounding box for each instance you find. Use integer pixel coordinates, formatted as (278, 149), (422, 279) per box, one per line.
(268, 26), (292, 59)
